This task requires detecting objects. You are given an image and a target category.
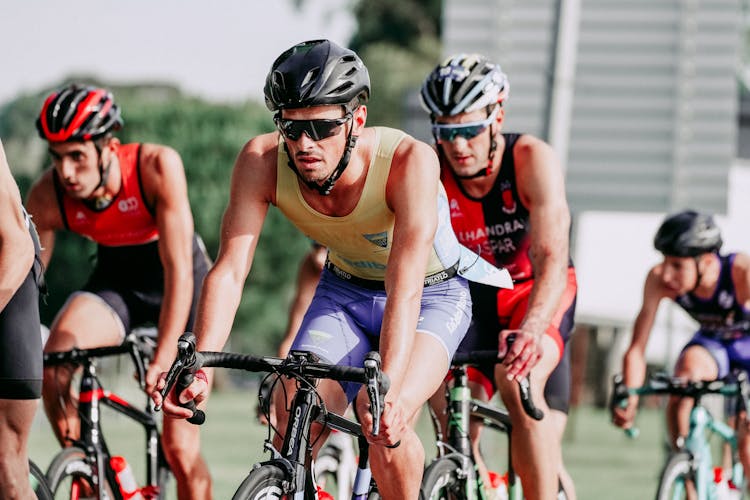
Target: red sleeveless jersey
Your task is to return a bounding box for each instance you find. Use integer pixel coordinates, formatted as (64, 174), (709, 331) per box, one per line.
(441, 134), (533, 281)
(55, 143), (159, 247)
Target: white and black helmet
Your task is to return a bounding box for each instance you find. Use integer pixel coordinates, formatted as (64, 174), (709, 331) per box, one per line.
(420, 54), (509, 117)
(654, 210), (723, 257)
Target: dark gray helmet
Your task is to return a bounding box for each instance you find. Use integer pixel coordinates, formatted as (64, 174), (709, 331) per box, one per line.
(420, 54), (509, 117)
(264, 39), (370, 112)
(654, 210), (723, 257)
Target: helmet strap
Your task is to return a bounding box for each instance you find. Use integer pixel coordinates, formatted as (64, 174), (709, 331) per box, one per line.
(283, 125), (358, 196)
(691, 255), (703, 294)
(88, 142), (115, 210)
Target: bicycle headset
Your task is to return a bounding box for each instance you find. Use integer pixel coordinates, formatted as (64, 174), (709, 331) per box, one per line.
(263, 39), (370, 196)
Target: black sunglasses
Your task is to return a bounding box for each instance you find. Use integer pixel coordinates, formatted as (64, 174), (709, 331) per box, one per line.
(274, 114), (351, 141)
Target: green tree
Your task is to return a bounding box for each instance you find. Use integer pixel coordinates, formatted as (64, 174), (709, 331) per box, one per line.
(2, 81), (311, 355)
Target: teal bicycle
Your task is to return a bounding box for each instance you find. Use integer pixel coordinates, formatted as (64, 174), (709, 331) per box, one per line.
(611, 371), (748, 500)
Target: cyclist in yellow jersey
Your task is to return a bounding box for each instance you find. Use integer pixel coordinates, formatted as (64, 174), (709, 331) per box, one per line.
(155, 39), (510, 500)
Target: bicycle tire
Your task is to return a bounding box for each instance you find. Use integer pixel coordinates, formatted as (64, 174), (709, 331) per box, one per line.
(655, 451), (693, 500)
(420, 456), (470, 500)
(29, 460), (53, 500)
(232, 464), (292, 500)
(45, 446), (116, 500)
(315, 452), (343, 498)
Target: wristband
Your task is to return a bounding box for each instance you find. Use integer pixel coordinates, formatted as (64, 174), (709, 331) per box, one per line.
(385, 440), (401, 449)
(194, 369), (208, 384)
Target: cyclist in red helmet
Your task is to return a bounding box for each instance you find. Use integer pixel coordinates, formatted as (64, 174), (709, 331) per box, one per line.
(26, 84), (212, 499)
(0, 139), (44, 497)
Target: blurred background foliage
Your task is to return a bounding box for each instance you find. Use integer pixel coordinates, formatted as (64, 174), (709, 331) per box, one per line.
(0, 0), (442, 355)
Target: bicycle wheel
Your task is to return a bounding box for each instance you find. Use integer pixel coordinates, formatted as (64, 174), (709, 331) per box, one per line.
(29, 460), (53, 500)
(45, 446), (116, 500)
(420, 456), (471, 500)
(232, 464), (292, 500)
(655, 451), (693, 500)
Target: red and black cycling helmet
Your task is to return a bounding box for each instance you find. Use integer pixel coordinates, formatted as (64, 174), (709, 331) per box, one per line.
(264, 39), (370, 112)
(36, 84), (123, 142)
(654, 210), (723, 257)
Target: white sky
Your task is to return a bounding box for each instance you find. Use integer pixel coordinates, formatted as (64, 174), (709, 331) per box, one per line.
(0, 0), (355, 107)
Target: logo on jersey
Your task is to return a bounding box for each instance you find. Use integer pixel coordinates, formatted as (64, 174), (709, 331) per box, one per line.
(308, 329), (333, 345)
(500, 181), (516, 214)
(363, 231), (388, 248)
(450, 198), (463, 219)
(75, 210), (88, 222)
(718, 290), (735, 310)
(118, 196), (139, 213)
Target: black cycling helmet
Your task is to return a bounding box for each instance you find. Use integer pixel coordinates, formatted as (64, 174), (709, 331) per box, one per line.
(420, 54), (509, 117)
(654, 210), (723, 257)
(264, 39), (370, 112)
(36, 84), (123, 142)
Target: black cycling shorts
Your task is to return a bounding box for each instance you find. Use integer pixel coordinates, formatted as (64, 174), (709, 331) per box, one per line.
(0, 222), (44, 399)
(81, 235), (210, 333)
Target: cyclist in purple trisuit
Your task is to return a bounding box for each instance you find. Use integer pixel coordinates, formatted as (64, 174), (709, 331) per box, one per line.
(26, 85), (212, 499)
(154, 39), (511, 500)
(420, 54), (578, 500)
(0, 139), (45, 498)
(614, 210), (750, 483)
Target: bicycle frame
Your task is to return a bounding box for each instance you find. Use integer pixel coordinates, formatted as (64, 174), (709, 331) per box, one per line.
(45, 336), (168, 499)
(612, 373), (747, 499)
(258, 364), (376, 499)
(433, 363), (521, 500)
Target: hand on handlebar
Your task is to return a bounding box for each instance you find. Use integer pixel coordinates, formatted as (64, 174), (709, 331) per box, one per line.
(610, 374), (639, 437)
(356, 390), (406, 448)
(150, 332), (208, 424)
(498, 328), (543, 381)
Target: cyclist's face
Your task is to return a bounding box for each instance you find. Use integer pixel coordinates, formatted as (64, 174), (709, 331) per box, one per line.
(434, 107), (503, 177)
(280, 105), (366, 185)
(48, 139), (115, 199)
(661, 255), (698, 293)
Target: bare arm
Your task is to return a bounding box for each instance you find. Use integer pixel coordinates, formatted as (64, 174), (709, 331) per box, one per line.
(0, 140), (34, 311)
(731, 252), (750, 309)
(154, 133), (277, 416)
(140, 145), (198, 376)
(380, 138), (441, 399)
(502, 136), (570, 377)
(192, 135), (277, 353)
(612, 265), (667, 428)
(24, 169), (61, 269)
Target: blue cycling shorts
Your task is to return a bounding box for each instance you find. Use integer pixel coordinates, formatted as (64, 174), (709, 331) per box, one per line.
(290, 269), (472, 401)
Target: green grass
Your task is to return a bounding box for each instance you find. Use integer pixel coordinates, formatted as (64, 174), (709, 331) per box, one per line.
(29, 388), (670, 499)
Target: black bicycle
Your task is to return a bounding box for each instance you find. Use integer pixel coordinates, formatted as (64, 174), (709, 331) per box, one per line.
(159, 332), (389, 499)
(43, 331), (172, 499)
(420, 346), (549, 500)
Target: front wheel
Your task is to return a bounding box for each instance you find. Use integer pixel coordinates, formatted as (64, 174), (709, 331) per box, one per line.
(29, 460), (53, 500)
(420, 456), (471, 500)
(232, 464), (293, 500)
(45, 447), (115, 500)
(655, 451), (694, 500)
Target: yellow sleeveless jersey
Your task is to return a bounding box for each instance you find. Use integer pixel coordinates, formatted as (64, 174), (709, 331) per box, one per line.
(275, 126), (462, 281)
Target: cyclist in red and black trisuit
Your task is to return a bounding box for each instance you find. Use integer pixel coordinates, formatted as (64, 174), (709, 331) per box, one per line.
(0, 139), (45, 498)
(421, 54), (578, 500)
(25, 85), (212, 499)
